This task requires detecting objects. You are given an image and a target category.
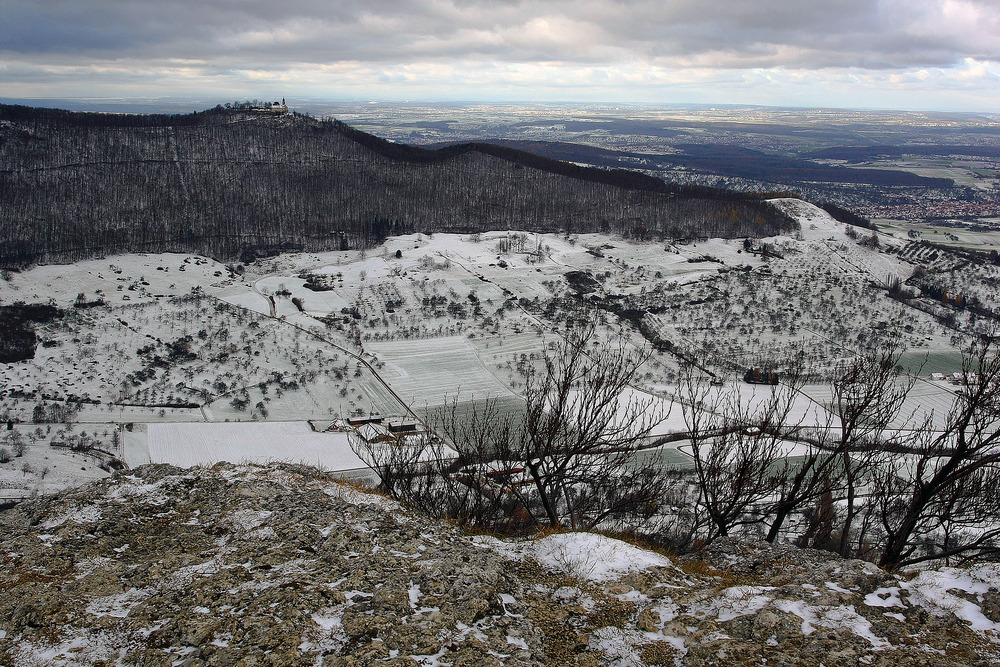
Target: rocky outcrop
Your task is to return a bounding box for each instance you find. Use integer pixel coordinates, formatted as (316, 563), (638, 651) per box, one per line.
(2, 463), (999, 666)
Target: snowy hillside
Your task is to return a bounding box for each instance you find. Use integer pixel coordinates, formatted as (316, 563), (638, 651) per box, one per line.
(0, 199), (984, 499)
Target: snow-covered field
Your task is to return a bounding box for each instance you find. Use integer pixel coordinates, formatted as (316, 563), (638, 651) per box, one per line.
(0, 200), (984, 495)
(368, 335), (516, 407)
(0, 425), (117, 499)
(145, 421), (367, 473)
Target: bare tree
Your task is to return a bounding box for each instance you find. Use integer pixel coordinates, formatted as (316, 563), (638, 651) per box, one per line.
(352, 324), (671, 533)
(823, 337), (918, 558)
(679, 365), (802, 546)
(755, 333), (1000, 568)
(507, 325), (670, 530)
(765, 442), (840, 545)
(762, 343), (913, 548)
(875, 336), (1000, 568)
(350, 424), (518, 529)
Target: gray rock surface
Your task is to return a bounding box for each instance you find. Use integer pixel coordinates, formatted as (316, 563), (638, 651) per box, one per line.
(2, 463), (999, 666)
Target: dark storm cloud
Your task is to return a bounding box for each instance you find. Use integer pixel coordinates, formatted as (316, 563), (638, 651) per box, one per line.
(1, 0), (996, 70)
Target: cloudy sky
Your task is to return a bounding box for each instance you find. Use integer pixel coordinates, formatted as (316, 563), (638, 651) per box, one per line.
(1, 0), (998, 112)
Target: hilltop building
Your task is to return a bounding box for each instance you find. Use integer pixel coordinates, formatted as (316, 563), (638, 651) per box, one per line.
(252, 98), (288, 114)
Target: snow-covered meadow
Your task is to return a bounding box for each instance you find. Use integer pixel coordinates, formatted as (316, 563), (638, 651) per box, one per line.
(144, 421), (367, 473)
(0, 200), (989, 496)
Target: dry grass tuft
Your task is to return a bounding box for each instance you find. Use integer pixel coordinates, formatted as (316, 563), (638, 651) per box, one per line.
(638, 641), (678, 666)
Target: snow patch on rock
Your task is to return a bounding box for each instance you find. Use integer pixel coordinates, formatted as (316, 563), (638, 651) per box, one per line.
(474, 531), (675, 582)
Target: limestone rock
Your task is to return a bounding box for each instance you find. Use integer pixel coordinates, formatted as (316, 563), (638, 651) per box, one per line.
(2, 463), (999, 666)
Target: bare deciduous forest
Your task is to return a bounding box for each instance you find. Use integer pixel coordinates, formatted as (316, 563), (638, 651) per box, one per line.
(0, 105), (795, 267)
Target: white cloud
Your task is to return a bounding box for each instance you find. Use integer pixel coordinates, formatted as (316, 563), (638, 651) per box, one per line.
(0, 1), (998, 110)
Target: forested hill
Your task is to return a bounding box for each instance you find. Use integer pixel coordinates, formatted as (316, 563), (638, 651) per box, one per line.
(0, 105), (797, 267)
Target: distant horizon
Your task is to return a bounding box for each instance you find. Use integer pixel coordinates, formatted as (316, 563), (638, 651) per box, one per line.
(3, 97), (999, 119)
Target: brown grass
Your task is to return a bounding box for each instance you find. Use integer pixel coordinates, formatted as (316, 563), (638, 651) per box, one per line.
(639, 642), (678, 666)
(334, 475), (379, 494)
(677, 558), (753, 588)
(593, 528), (678, 562)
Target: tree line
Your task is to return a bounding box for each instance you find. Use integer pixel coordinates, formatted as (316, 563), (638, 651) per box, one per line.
(0, 105), (796, 268)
